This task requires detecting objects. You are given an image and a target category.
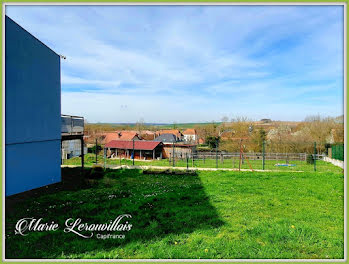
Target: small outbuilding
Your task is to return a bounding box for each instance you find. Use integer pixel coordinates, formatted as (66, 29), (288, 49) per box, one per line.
(105, 140), (163, 160)
(162, 143), (196, 159)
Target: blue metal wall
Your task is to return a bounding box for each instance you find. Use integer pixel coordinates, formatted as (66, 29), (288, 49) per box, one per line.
(5, 16), (61, 196)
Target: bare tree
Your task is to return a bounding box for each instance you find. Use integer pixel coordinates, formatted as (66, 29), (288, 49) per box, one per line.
(136, 118), (145, 135)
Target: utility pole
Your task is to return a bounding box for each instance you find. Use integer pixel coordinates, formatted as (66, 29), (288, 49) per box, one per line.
(132, 138), (135, 166)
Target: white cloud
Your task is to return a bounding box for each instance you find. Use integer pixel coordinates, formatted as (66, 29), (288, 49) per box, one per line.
(6, 5), (344, 122)
(61, 74), (121, 88)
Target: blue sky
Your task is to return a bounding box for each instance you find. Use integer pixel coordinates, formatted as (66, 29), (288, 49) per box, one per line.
(6, 5), (344, 123)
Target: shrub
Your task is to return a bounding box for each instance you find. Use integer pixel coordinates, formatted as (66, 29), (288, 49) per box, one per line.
(88, 165), (104, 179)
(100, 177), (116, 187)
(306, 154), (314, 164)
(90, 144), (103, 154)
(206, 136), (220, 149)
(104, 172), (120, 179)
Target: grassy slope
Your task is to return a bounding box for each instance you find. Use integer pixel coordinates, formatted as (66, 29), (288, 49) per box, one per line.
(5, 165), (343, 259)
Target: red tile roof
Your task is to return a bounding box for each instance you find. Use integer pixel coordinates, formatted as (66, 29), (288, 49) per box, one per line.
(105, 140), (161, 150)
(183, 128), (196, 135)
(104, 131), (139, 143)
(157, 129), (183, 137)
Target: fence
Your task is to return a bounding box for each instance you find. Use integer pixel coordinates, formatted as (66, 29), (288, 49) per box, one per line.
(65, 141), (333, 172)
(165, 150), (325, 171)
(331, 144), (344, 161)
(192, 152), (308, 161)
(61, 115), (84, 135)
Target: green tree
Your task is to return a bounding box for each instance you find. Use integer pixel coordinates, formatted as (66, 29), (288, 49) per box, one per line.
(206, 136), (220, 149)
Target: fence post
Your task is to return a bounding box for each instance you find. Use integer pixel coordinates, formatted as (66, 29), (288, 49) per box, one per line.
(95, 139), (98, 164)
(104, 148), (106, 170)
(239, 140), (242, 171)
(172, 143), (175, 167)
(314, 142), (317, 172)
(262, 141), (265, 170)
(132, 139), (135, 166)
(216, 138), (218, 169)
(70, 116), (73, 134)
(80, 138), (84, 175)
(186, 153), (188, 170)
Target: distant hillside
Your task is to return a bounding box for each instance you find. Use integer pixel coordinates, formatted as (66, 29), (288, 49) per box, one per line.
(88, 122), (222, 130)
(156, 122), (222, 129)
(93, 122), (168, 127)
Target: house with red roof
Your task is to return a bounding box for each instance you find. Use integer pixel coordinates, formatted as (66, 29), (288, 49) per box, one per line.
(156, 129), (183, 141)
(103, 131), (141, 144)
(139, 130), (156, 140)
(183, 129), (197, 144)
(105, 140), (163, 160)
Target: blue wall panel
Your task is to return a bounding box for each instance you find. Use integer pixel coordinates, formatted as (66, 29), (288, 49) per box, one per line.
(5, 140), (61, 196)
(5, 16), (61, 145)
(5, 16), (61, 196)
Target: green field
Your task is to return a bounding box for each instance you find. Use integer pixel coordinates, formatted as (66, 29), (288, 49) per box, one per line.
(5, 164), (344, 259)
(64, 153), (338, 173)
(87, 122), (218, 130)
(155, 122), (221, 129)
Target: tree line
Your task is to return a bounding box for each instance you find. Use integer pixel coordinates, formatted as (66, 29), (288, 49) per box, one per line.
(193, 115), (343, 154)
(84, 115), (344, 154)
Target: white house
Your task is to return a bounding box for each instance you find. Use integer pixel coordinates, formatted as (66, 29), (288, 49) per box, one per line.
(183, 129), (197, 143)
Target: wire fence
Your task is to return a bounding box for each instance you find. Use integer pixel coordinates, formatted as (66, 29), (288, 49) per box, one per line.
(165, 151), (325, 171)
(161, 140), (326, 171)
(62, 140), (341, 173)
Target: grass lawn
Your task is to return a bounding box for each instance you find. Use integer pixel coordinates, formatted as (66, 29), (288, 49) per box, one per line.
(65, 153), (339, 173)
(5, 165), (344, 259)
